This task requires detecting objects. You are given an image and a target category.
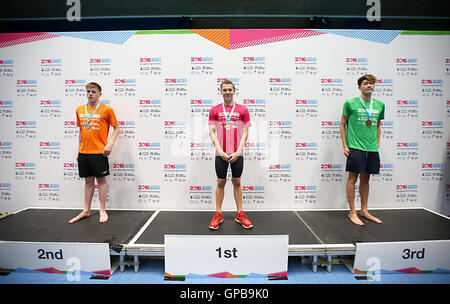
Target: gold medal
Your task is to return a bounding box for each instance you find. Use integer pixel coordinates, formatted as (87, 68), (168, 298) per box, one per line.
(225, 124), (231, 131)
(365, 120), (372, 126)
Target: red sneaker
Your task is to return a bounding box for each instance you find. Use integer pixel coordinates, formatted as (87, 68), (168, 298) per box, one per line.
(235, 211), (253, 229)
(209, 211), (223, 230)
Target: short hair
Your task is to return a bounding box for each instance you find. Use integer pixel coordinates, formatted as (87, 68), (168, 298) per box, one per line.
(85, 82), (102, 92)
(220, 80), (235, 91)
(357, 74), (377, 87)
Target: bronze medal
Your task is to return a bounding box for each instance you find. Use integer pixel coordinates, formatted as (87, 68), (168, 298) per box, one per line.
(365, 120), (372, 126)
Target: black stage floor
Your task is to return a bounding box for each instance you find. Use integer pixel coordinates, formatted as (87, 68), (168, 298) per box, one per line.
(0, 208), (153, 250)
(1, 208), (449, 253)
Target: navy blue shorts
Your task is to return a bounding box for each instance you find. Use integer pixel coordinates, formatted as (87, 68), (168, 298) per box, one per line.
(215, 156), (244, 179)
(345, 148), (380, 174)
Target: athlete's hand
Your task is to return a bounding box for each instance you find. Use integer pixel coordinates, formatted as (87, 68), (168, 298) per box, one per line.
(343, 146), (350, 157)
(220, 152), (231, 162)
(103, 144), (112, 157)
(228, 153), (239, 163)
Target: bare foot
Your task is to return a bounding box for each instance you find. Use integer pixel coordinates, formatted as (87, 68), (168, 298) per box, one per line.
(99, 210), (108, 223)
(348, 212), (365, 226)
(360, 211), (382, 224)
(69, 210), (90, 224)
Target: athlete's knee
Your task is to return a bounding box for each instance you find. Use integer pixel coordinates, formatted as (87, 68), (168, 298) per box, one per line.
(217, 178), (226, 188)
(231, 177), (241, 187)
(85, 177), (95, 185)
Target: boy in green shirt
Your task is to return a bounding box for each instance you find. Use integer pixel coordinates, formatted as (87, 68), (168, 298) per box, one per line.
(340, 74), (384, 225)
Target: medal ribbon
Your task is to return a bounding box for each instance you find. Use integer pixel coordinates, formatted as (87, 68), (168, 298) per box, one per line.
(359, 97), (373, 120)
(85, 101), (101, 125)
(222, 102), (236, 128)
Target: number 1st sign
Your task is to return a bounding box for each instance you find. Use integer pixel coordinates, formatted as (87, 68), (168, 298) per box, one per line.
(164, 235), (288, 278)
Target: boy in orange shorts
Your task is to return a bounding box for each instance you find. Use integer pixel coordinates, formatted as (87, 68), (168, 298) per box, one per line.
(69, 82), (120, 224)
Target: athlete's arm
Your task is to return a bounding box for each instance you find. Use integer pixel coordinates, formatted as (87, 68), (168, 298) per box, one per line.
(209, 125), (229, 161)
(377, 120), (381, 149)
(103, 124), (120, 157)
(340, 115), (349, 157)
(229, 127), (248, 163)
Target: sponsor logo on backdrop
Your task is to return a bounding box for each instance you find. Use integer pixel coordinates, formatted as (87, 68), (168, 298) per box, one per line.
(295, 99), (318, 118)
(321, 120), (340, 139)
(164, 78), (187, 96)
(320, 78), (343, 97)
(345, 57), (368, 76)
(63, 120), (78, 139)
(242, 56), (265, 75)
(396, 99), (418, 118)
(320, 163), (344, 182)
(139, 57), (162, 75)
(40, 99), (61, 119)
(112, 163), (135, 182)
(243, 142), (266, 161)
(242, 185), (265, 205)
(373, 78), (393, 97)
(189, 185), (213, 205)
(396, 142), (419, 161)
(137, 184), (160, 204)
(16, 120), (37, 139)
(294, 185), (317, 204)
(0, 183), (12, 201)
(38, 183), (59, 202)
(190, 99), (213, 118)
(269, 120), (292, 140)
(139, 99), (161, 118)
(268, 164), (292, 183)
(163, 164), (187, 183)
(269, 77), (292, 96)
(164, 120), (187, 140)
(395, 58), (418, 76)
(421, 163), (443, 182)
(420, 79), (442, 97)
(395, 184), (418, 203)
(117, 120), (136, 139)
(372, 163), (393, 182)
(89, 58), (111, 76)
(190, 142), (213, 161)
(138, 142), (161, 161)
(39, 141), (60, 160)
(421, 121), (444, 139)
(0, 100), (13, 118)
(0, 59), (14, 77)
(295, 142), (318, 161)
(14, 162), (36, 180)
(64, 79), (86, 97)
(63, 162), (81, 181)
(191, 56), (214, 75)
(16, 79), (38, 97)
(0, 141), (12, 160)
(114, 78), (136, 96)
(40, 58), (62, 77)
(295, 56), (317, 75)
(242, 99), (266, 118)
(380, 121), (394, 139)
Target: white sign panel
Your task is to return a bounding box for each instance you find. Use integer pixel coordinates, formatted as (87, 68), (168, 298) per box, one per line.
(0, 241), (111, 275)
(353, 240), (450, 274)
(165, 235), (288, 277)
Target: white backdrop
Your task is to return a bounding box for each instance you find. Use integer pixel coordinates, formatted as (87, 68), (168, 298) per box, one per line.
(0, 29), (448, 215)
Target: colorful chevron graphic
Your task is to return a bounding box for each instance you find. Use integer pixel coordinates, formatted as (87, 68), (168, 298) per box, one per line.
(0, 266), (110, 276)
(165, 270), (287, 280)
(354, 267), (450, 275)
(0, 29), (446, 49)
